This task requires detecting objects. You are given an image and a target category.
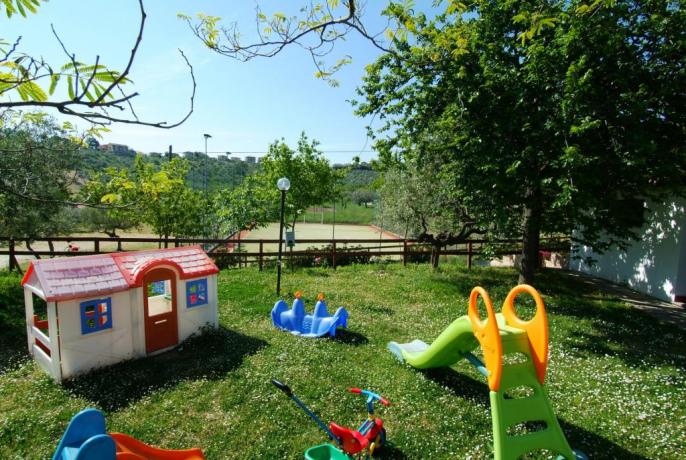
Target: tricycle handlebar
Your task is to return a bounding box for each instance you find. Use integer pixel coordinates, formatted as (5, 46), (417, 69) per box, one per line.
(348, 388), (390, 406)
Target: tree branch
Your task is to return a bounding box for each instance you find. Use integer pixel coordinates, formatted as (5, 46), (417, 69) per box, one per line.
(0, 0), (196, 129)
(182, 0), (397, 81)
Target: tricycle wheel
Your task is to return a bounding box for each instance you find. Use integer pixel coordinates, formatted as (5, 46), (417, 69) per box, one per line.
(369, 428), (387, 456)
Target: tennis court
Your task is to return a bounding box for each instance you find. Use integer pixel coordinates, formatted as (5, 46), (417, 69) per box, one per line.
(240, 223), (399, 253)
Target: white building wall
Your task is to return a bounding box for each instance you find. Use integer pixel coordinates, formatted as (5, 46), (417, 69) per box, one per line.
(57, 290), (135, 379)
(570, 199), (686, 302)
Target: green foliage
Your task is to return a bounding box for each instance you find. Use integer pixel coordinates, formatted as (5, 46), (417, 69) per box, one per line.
(80, 168), (141, 237)
(356, 0), (686, 280)
(350, 189), (377, 207)
(0, 111), (81, 238)
(377, 161), (472, 241)
(78, 149), (258, 193)
(256, 133), (344, 230)
(0, 2), (130, 107)
(82, 156), (206, 239)
(0, 270), (26, 370)
(0, 0), (43, 18)
(213, 175), (276, 237)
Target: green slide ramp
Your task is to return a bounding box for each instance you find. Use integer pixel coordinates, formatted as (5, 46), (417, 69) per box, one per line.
(387, 315), (479, 369)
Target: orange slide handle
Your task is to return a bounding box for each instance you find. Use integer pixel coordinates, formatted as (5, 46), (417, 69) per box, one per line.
(467, 286), (503, 391)
(502, 284), (549, 385)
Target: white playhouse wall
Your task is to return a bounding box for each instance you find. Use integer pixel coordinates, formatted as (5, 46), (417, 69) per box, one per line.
(178, 273), (219, 340)
(570, 199), (686, 302)
(57, 290), (137, 379)
(56, 273), (218, 379)
(127, 272), (219, 351)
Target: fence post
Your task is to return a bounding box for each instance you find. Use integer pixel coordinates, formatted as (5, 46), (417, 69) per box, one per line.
(8, 238), (15, 272)
(403, 239), (408, 267)
(332, 241), (337, 270)
(175, 238), (180, 248)
(94, 240), (100, 254)
(259, 240), (264, 271)
(468, 241), (473, 270)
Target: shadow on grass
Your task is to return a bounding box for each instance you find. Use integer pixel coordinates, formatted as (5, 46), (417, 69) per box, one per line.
(375, 442), (409, 459)
(422, 369), (647, 459)
(63, 326), (267, 411)
(330, 328), (369, 346)
(428, 268), (685, 370)
(420, 367), (490, 406)
(559, 419), (648, 460)
(537, 270), (686, 370)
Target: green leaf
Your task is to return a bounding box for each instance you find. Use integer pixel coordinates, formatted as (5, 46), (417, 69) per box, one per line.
(15, 0), (25, 17)
(66, 75), (75, 99)
(48, 73), (60, 95)
(101, 193), (121, 204)
(512, 13), (528, 23)
(80, 79), (95, 102)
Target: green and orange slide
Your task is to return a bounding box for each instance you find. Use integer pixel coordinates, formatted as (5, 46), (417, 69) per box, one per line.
(388, 285), (587, 460)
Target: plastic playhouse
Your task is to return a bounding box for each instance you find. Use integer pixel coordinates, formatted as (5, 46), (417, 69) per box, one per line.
(21, 247), (219, 382)
(272, 379), (389, 459)
(271, 292), (348, 337)
(388, 284), (587, 460)
(52, 408), (204, 459)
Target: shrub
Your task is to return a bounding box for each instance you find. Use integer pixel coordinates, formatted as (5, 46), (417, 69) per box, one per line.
(405, 244), (431, 263)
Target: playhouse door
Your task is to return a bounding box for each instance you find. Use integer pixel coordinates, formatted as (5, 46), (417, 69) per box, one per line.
(143, 268), (179, 353)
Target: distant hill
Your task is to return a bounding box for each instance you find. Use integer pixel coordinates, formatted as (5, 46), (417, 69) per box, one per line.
(79, 149), (260, 191)
(79, 149), (377, 195)
(335, 162), (378, 191)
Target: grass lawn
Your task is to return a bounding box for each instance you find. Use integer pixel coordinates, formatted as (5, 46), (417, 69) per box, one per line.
(0, 264), (684, 459)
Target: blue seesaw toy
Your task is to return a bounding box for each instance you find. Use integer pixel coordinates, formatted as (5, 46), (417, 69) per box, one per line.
(271, 292), (348, 338)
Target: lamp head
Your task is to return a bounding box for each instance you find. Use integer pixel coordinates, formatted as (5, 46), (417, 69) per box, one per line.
(277, 177), (291, 191)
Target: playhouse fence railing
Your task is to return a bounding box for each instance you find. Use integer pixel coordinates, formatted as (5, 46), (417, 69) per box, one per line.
(0, 236), (570, 274)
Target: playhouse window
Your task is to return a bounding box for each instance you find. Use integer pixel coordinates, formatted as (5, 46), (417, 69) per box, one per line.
(186, 279), (208, 308)
(146, 279), (173, 316)
(80, 298), (112, 335)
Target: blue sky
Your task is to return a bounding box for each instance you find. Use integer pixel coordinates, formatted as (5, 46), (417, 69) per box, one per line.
(3, 1), (398, 163)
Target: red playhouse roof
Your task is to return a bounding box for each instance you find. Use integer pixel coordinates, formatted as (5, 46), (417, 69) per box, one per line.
(21, 246), (219, 302)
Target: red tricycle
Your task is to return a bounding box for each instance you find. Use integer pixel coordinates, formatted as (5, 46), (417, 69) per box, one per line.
(271, 379), (390, 459)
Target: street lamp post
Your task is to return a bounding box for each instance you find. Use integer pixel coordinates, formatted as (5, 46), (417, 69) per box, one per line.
(276, 177), (291, 295)
(203, 134), (211, 241)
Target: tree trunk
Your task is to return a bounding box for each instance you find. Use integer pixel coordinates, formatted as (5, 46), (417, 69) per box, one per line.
(431, 245), (441, 270)
(519, 186), (542, 284)
(26, 239), (41, 259)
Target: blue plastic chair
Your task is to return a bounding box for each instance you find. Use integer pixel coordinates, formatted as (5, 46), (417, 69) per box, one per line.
(52, 408), (116, 460)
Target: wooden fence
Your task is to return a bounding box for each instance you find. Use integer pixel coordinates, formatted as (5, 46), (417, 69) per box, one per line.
(0, 236), (570, 274)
